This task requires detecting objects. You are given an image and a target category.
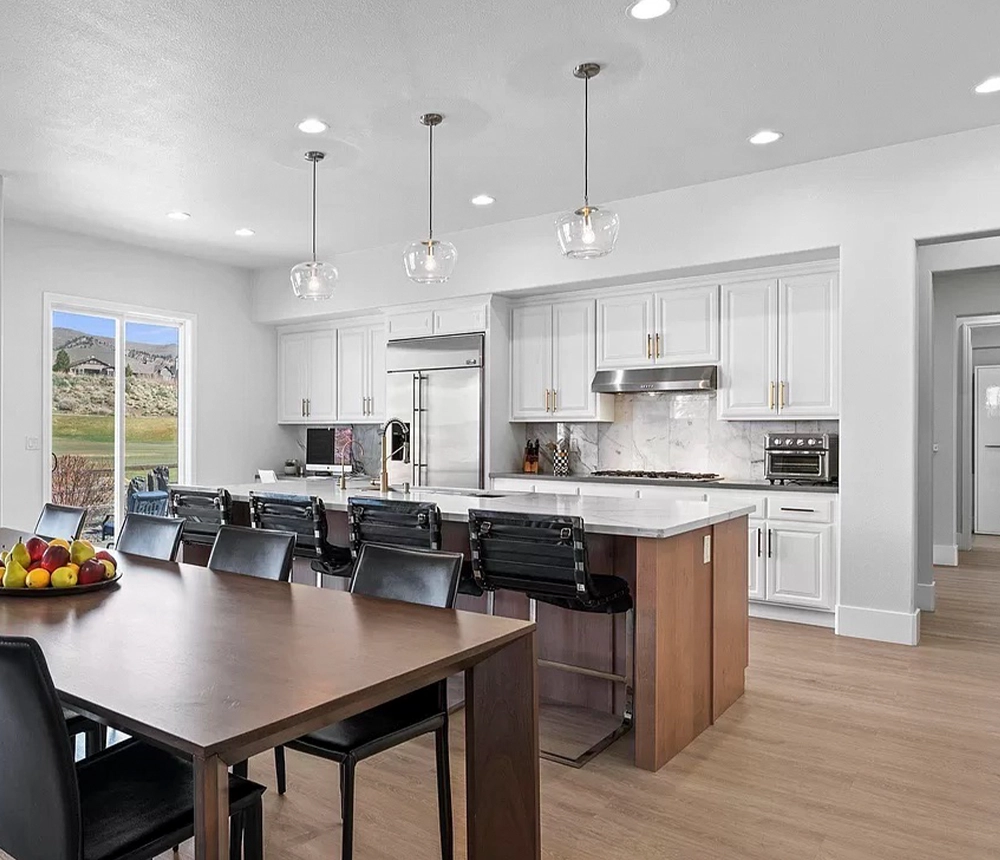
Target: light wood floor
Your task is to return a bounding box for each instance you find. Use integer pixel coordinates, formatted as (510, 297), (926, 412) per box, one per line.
(149, 546), (996, 858)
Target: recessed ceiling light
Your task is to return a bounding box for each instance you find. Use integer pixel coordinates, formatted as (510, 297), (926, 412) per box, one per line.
(974, 76), (1000, 94)
(749, 130), (783, 145)
(627, 0), (675, 19)
(234, 228), (255, 237)
(297, 118), (328, 134)
(470, 194), (495, 206)
(166, 211), (191, 221)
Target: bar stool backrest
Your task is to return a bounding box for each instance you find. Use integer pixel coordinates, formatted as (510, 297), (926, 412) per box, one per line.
(168, 486), (231, 545)
(467, 510), (593, 602)
(34, 504), (87, 542)
(248, 491), (327, 559)
(347, 497), (442, 559)
(208, 525), (296, 582)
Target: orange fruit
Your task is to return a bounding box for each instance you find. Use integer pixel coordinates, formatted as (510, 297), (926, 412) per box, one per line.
(26, 568), (51, 588)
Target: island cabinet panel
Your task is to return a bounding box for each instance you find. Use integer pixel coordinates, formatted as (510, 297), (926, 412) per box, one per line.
(712, 516), (750, 720)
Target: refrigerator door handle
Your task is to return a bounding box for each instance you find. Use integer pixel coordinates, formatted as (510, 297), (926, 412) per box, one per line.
(412, 372), (422, 486)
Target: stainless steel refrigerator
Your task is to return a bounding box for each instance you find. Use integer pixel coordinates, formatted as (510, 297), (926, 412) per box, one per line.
(385, 334), (484, 489)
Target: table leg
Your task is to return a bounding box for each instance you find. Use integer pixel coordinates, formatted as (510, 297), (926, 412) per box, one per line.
(465, 632), (540, 860)
(194, 754), (229, 860)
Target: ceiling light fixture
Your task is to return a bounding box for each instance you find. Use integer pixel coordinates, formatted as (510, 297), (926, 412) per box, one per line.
(974, 76), (1000, 94)
(297, 118), (328, 134)
(290, 151), (338, 300)
(627, 0), (675, 20)
(749, 130), (783, 145)
(403, 113), (457, 284)
(470, 194), (495, 206)
(556, 63), (619, 259)
(234, 228), (255, 237)
(166, 211), (191, 221)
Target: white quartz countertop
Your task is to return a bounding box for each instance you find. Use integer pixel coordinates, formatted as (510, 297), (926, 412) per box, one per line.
(222, 479), (754, 539)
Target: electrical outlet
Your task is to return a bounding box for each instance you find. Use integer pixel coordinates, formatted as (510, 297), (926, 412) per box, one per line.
(703, 535), (712, 564)
(25, 436), (40, 451)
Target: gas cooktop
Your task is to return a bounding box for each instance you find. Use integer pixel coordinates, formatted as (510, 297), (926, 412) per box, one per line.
(590, 469), (721, 482)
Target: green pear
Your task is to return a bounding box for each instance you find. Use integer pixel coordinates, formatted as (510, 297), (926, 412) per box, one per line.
(10, 539), (31, 569)
(2, 558), (29, 588)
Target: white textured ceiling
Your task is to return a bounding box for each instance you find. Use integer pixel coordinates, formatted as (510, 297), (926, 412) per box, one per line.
(3, 0), (1000, 268)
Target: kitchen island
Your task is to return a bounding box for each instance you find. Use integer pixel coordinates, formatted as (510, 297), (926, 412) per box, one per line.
(220, 480), (753, 771)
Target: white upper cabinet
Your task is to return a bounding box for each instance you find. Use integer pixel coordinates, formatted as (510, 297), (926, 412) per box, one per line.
(597, 283), (719, 369)
(278, 328), (337, 424)
(306, 330), (338, 422)
(386, 300), (488, 340)
(510, 300), (613, 422)
(336, 325), (369, 422)
(719, 269), (839, 420)
(366, 324), (386, 422)
(278, 332), (310, 423)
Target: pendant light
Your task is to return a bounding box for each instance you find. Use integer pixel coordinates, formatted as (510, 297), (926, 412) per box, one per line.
(290, 151), (338, 300)
(403, 113), (457, 283)
(556, 63), (619, 259)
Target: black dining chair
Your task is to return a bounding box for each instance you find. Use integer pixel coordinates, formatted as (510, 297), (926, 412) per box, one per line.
(248, 491), (353, 585)
(115, 513), (184, 562)
(275, 543), (464, 860)
(168, 485), (232, 547)
(0, 635), (266, 860)
(468, 509), (635, 767)
(207, 525), (296, 582)
(35, 503), (87, 542)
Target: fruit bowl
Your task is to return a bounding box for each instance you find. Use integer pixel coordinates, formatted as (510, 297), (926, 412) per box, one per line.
(0, 570), (121, 598)
(0, 536), (121, 597)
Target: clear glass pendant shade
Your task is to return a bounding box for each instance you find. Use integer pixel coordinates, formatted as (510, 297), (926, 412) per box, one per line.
(556, 205), (619, 259)
(290, 260), (338, 300)
(402, 239), (457, 284)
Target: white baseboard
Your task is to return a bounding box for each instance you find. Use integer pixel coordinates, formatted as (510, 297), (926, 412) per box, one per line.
(749, 602), (835, 628)
(933, 544), (958, 566)
(835, 604), (921, 646)
(915, 581), (936, 612)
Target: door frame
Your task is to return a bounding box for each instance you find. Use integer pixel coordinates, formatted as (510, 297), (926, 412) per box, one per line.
(42, 293), (196, 529)
(972, 363), (1000, 536)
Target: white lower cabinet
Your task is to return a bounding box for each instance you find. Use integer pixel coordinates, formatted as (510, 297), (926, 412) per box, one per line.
(748, 519), (767, 601)
(766, 523), (833, 609)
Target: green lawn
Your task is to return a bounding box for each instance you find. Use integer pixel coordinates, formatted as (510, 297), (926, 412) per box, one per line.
(52, 414), (178, 480)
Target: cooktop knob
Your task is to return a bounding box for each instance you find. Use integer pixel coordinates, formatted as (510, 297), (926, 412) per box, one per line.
(796, 438), (806, 447)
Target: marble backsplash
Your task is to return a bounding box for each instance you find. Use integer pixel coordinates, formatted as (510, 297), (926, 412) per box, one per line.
(280, 424), (383, 477)
(522, 393), (838, 482)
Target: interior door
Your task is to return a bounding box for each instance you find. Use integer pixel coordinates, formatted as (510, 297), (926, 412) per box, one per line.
(777, 272), (839, 417)
(510, 304), (552, 419)
(974, 366), (1000, 535)
(551, 299), (598, 418)
(307, 330), (337, 422)
(278, 333), (309, 422)
(719, 280), (778, 418)
(336, 325), (368, 422)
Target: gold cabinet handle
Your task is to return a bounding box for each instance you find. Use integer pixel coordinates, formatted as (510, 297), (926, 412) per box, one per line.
(552, 389), (557, 412)
(779, 382), (786, 410)
(655, 332), (661, 359)
(545, 389), (551, 412)
(647, 333), (652, 359)
(301, 398), (306, 417)
(768, 383), (775, 411)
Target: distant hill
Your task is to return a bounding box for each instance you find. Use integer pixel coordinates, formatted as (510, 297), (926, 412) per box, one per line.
(52, 327), (178, 378)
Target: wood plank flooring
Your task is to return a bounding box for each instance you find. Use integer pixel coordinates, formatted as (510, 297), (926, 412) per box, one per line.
(42, 544), (1000, 859)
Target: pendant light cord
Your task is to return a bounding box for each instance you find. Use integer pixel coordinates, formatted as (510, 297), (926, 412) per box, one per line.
(428, 121), (435, 242)
(583, 72), (590, 208)
(311, 155), (318, 262)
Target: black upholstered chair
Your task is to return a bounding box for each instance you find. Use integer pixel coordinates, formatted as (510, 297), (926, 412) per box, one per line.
(115, 513), (184, 562)
(168, 485), (232, 547)
(248, 491), (352, 585)
(468, 509), (634, 767)
(275, 543), (463, 860)
(0, 636), (265, 860)
(347, 496), (483, 598)
(35, 503), (87, 542)
(208, 525), (296, 582)
(64, 709), (105, 758)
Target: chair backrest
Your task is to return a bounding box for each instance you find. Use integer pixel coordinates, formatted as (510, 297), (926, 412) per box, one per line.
(0, 637), (81, 860)
(207, 525), (296, 582)
(168, 485), (232, 544)
(248, 492), (327, 559)
(467, 510), (593, 601)
(347, 497), (442, 559)
(35, 504), (87, 542)
(115, 513), (184, 561)
(126, 490), (169, 517)
(350, 543), (463, 609)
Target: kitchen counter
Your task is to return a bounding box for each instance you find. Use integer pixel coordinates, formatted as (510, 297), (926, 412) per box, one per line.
(223, 479), (755, 539)
(490, 471), (840, 494)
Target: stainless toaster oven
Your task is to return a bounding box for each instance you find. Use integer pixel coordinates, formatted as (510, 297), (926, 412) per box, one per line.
(764, 433), (839, 484)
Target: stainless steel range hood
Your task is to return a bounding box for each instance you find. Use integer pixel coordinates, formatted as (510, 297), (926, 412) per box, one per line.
(591, 365), (717, 394)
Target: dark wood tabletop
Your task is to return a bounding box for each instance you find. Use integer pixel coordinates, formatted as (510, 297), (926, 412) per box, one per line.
(0, 527), (540, 860)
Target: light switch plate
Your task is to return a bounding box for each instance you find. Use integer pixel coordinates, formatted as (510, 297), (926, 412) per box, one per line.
(25, 436), (40, 451)
(703, 535), (712, 564)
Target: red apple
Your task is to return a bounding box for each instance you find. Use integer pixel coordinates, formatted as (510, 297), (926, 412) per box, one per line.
(25, 536), (48, 563)
(94, 550), (117, 569)
(40, 544), (71, 573)
(78, 558), (106, 585)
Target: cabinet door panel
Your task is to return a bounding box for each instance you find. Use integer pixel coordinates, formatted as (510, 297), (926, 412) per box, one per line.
(596, 294), (654, 369)
(655, 285), (719, 365)
(552, 300), (598, 419)
(719, 280), (778, 418)
(777, 273), (839, 418)
(336, 326), (368, 422)
(510, 305), (553, 419)
(748, 519), (766, 601)
(766, 524), (832, 609)
(307, 330), (338, 422)
(367, 324), (386, 422)
(278, 333), (310, 423)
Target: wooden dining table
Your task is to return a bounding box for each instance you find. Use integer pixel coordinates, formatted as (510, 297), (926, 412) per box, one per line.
(0, 529), (540, 860)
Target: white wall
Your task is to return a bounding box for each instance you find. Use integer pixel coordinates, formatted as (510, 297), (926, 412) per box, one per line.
(1, 219), (291, 531)
(252, 123), (1000, 645)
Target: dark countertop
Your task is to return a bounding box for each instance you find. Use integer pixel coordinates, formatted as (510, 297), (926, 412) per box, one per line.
(489, 472), (840, 494)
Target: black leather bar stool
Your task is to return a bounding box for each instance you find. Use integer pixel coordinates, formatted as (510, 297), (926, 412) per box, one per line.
(35, 503), (87, 541)
(467, 509), (635, 767)
(115, 513), (184, 562)
(0, 636), (266, 860)
(208, 525), (296, 582)
(248, 491), (352, 586)
(347, 496), (483, 597)
(275, 543), (463, 860)
(167, 485), (232, 548)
